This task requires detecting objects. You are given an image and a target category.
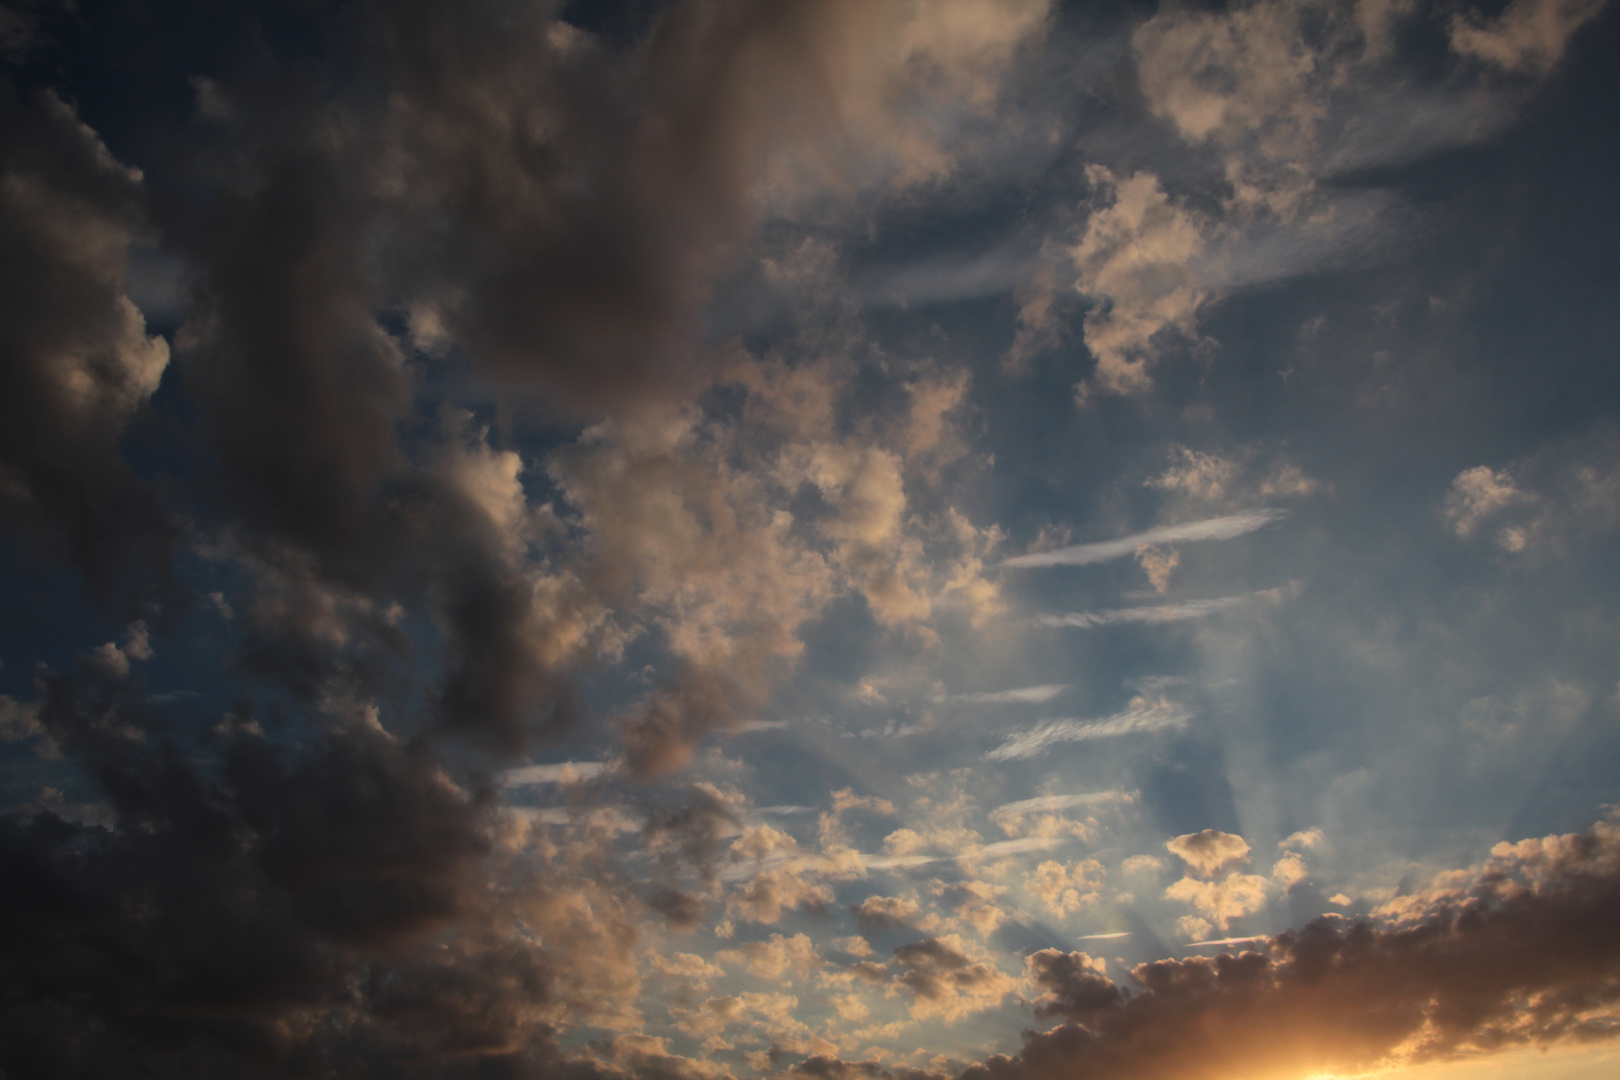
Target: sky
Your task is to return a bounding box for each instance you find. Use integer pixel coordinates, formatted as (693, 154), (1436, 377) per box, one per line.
(3, 0), (1620, 1077)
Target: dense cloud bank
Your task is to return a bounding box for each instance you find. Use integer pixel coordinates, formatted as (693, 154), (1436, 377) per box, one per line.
(0, 663), (652, 1078)
(975, 816), (1620, 1080)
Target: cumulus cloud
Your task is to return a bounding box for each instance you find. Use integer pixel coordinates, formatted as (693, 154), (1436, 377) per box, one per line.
(1147, 445), (1322, 505)
(1164, 872), (1272, 931)
(1445, 465), (1529, 538)
(1165, 830), (1252, 877)
(1029, 0), (1600, 403)
(1027, 858), (1106, 917)
(1068, 167), (1208, 398)
(0, 87), (173, 592)
(890, 937), (1016, 1021)
(718, 933), (823, 981)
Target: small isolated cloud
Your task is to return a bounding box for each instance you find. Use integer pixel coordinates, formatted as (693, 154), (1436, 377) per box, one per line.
(1067, 167), (1208, 398)
(986, 697), (1191, 761)
(1134, 545), (1180, 594)
(1444, 465), (1528, 538)
(1005, 509), (1285, 567)
(1167, 830), (1252, 877)
(1272, 852), (1308, 888)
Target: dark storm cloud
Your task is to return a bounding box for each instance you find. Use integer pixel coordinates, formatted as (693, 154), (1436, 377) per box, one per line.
(965, 814), (1620, 1080)
(1, 662), (486, 1075)
(134, 0), (975, 756)
(0, 657), (658, 1079)
(0, 84), (174, 596)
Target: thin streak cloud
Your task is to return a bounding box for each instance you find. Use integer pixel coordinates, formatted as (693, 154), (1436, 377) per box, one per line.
(986, 698), (1193, 761)
(943, 684), (1073, 704)
(1038, 583), (1299, 627)
(994, 791), (1137, 814)
(1003, 509), (1286, 568)
(1038, 595), (1251, 627)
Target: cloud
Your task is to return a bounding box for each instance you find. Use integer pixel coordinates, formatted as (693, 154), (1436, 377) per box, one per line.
(1027, 858), (1106, 917)
(1164, 872), (1271, 931)
(986, 697), (1192, 761)
(1444, 465), (1529, 538)
(1443, 432), (1620, 557)
(890, 937), (1016, 1021)
(966, 812), (1620, 1080)
(1036, 585), (1296, 628)
(718, 933), (823, 981)
(1004, 509), (1285, 567)
(1067, 167), (1208, 397)
(0, 665), (648, 1074)
(1165, 830), (1252, 877)
(989, 791), (1133, 843)
(943, 685), (1072, 704)
(1450, 0), (1610, 75)
(853, 895), (937, 932)
(729, 864), (836, 925)
(501, 761), (611, 786)
(1133, 546), (1179, 595)
(993, 791), (1136, 816)
(1147, 445), (1323, 505)
(0, 88), (174, 594)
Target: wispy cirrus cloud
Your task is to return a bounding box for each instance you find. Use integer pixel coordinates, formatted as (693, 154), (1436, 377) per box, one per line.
(986, 697), (1192, 761)
(941, 684), (1072, 704)
(1037, 595), (1251, 627)
(993, 791), (1136, 815)
(1004, 509), (1285, 568)
(1038, 582), (1299, 627)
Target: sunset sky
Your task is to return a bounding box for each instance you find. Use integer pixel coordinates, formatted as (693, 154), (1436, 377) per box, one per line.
(4, 1), (1620, 1077)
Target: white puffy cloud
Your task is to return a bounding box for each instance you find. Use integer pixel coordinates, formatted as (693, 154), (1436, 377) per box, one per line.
(1166, 830), (1253, 877)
